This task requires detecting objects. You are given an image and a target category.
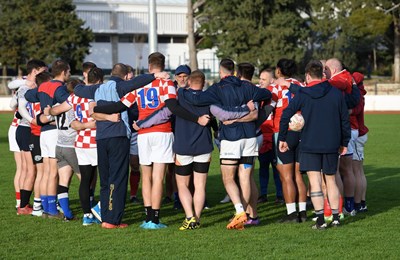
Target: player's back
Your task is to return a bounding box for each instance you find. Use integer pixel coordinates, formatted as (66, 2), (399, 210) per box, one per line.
(135, 78), (176, 134)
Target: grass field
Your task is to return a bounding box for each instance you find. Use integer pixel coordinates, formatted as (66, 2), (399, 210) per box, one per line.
(0, 113), (399, 259)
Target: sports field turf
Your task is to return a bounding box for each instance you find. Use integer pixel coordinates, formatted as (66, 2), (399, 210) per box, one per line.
(0, 113), (399, 259)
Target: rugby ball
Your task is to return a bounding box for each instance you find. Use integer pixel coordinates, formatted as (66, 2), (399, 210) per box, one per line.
(289, 113), (305, 132)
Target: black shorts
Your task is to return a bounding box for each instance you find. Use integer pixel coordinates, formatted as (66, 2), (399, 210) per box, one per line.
(275, 131), (301, 164)
(16, 125), (31, 152)
(175, 162), (210, 176)
(30, 134), (43, 164)
(299, 152), (339, 175)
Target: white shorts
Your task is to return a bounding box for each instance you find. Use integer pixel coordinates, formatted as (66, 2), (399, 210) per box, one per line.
(40, 129), (58, 158)
(220, 137), (258, 159)
(137, 132), (174, 165)
(345, 129), (359, 156)
(8, 125), (20, 152)
(130, 132), (138, 155)
(176, 153), (212, 166)
(75, 147), (98, 166)
(353, 134), (367, 161)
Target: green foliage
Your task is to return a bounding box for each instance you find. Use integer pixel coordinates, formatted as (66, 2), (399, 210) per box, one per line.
(0, 113), (400, 258)
(198, 0), (311, 69)
(0, 0), (93, 73)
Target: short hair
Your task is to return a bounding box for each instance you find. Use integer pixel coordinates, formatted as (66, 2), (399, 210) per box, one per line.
(66, 79), (84, 94)
(27, 59), (46, 74)
(305, 60), (323, 79)
(220, 58), (235, 74)
(35, 71), (52, 86)
(88, 67), (104, 84)
(51, 60), (70, 77)
(259, 68), (274, 77)
(237, 63), (255, 81)
(148, 52), (165, 70)
(276, 58), (297, 77)
(82, 62), (97, 73)
(111, 63), (128, 78)
(126, 64), (135, 75)
(189, 70), (205, 85)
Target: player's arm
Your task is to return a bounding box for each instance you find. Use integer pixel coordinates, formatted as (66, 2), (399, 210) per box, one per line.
(179, 85), (220, 106)
(24, 88), (39, 103)
(45, 101), (72, 116)
(344, 83), (361, 109)
(18, 93), (34, 123)
(70, 120), (96, 131)
(54, 86), (70, 104)
(164, 98), (204, 124)
(135, 106), (173, 129)
(117, 72), (171, 96)
(8, 79), (27, 90)
(340, 95), (351, 150)
(10, 92), (18, 110)
(209, 104), (251, 122)
(251, 84), (272, 102)
(74, 83), (100, 99)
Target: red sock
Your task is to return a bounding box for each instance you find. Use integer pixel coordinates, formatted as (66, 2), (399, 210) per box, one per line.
(324, 198), (332, 217)
(339, 196), (343, 214)
(16, 192), (21, 200)
(130, 171), (140, 197)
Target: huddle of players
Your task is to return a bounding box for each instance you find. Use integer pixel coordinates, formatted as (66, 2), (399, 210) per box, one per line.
(8, 53), (368, 230)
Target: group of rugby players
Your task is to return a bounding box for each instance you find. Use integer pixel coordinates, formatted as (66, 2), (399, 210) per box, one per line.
(8, 52), (368, 230)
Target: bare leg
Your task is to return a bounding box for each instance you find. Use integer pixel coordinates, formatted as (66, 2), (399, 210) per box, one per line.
(176, 174), (192, 218)
(193, 172), (207, 221)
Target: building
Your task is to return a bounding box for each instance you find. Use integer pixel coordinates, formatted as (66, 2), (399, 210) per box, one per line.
(73, 0), (219, 73)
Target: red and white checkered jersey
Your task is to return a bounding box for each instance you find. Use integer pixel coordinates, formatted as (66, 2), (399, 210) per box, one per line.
(11, 110), (19, 127)
(67, 94), (96, 148)
(27, 102), (42, 136)
(120, 79), (176, 134)
(273, 78), (304, 133)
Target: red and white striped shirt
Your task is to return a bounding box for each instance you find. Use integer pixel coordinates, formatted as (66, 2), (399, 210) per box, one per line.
(11, 110), (19, 127)
(67, 94), (97, 148)
(27, 102), (42, 136)
(120, 79), (176, 134)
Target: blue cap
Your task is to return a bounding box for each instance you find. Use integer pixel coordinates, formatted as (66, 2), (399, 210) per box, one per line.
(175, 65), (191, 75)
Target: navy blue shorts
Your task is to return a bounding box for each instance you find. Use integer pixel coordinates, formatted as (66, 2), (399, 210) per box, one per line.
(30, 135), (43, 164)
(299, 152), (339, 175)
(275, 131), (300, 164)
(16, 125), (31, 152)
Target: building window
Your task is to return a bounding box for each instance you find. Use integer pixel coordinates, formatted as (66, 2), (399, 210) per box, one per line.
(158, 36), (171, 43)
(94, 35), (111, 42)
(173, 36), (187, 43)
(134, 34), (148, 43)
(119, 35), (133, 43)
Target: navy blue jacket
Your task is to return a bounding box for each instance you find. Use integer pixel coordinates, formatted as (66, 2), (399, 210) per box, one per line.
(173, 89), (213, 155)
(179, 76), (271, 141)
(25, 80), (69, 132)
(279, 80), (351, 153)
(74, 74), (155, 140)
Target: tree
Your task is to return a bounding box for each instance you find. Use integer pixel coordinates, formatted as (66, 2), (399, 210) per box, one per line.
(197, 0), (311, 71)
(0, 0), (93, 74)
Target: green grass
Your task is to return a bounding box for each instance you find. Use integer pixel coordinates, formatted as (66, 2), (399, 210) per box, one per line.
(0, 113), (399, 259)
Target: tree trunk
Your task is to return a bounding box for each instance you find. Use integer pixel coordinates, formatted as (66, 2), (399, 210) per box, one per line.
(394, 15), (400, 83)
(187, 0), (198, 70)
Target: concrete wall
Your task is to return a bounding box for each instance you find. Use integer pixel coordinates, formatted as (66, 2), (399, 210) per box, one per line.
(1, 95), (399, 112)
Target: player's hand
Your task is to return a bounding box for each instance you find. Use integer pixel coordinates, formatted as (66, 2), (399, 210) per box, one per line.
(132, 121), (141, 131)
(223, 119), (237, 125)
(30, 118), (37, 125)
(154, 71), (170, 80)
(107, 113), (120, 123)
(197, 114), (210, 126)
(279, 141), (289, 153)
(339, 146), (347, 156)
(275, 78), (290, 87)
(43, 105), (51, 116)
(247, 100), (255, 111)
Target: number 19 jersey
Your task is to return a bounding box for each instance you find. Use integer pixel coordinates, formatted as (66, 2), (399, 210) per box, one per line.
(121, 79), (176, 135)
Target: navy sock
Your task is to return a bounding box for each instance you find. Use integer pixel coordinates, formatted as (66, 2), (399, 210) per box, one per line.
(361, 200), (366, 208)
(145, 206), (152, 222)
(315, 210), (325, 225)
(152, 209), (160, 224)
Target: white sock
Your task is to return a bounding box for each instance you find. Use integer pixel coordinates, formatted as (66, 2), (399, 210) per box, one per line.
(16, 199), (20, 208)
(84, 213), (93, 218)
(234, 203), (244, 214)
(299, 202), (307, 212)
(33, 198), (41, 211)
(286, 203), (296, 215)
